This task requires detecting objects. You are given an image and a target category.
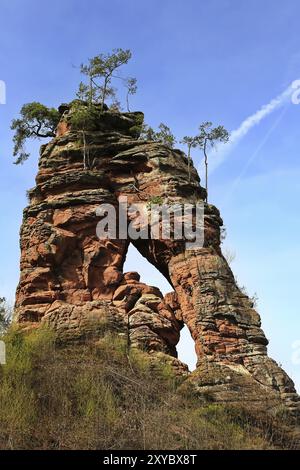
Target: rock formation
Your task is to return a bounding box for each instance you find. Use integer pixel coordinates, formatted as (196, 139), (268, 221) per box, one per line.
(15, 103), (300, 414)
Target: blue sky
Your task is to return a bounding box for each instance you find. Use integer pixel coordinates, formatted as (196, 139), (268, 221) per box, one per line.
(0, 0), (299, 389)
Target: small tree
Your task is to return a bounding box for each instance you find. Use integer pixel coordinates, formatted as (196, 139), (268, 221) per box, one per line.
(79, 48), (133, 110)
(196, 122), (229, 202)
(180, 136), (198, 181)
(139, 123), (156, 141)
(68, 102), (100, 169)
(11, 102), (60, 164)
(155, 123), (176, 148)
(125, 77), (137, 112)
(109, 98), (122, 112)
(140, 123), (176, 148)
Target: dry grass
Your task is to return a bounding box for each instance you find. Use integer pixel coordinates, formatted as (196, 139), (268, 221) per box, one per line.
(0, 327), (298, 450)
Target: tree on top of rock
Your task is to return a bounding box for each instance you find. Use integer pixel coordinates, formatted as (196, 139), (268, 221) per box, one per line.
(67, 102), (102, 170)
(180, 123), (229, 201)
(11, 48), (138, 164)
(196, 122), (229, 202)
(125, 77), (137, 112)
(78, 48), (136, 111)
(179, 136), (198, 182)
(140, 123), (176, 148)
(11, 102), (60, 164)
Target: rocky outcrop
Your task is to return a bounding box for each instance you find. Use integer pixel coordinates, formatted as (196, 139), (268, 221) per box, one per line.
(15, 103), (300, 414)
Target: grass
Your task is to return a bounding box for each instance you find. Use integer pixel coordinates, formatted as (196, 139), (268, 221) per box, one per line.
(0, 326), (298, 450)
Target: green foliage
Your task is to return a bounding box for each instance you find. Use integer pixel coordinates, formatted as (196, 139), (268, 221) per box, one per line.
(139, 123), (156, 140)
(180, 122), (229, 199)
(125, 77), (137, 112)
(197, 121), (230, 199)
(180, 135), (198, 154)
(140, 122), (176, 148)
(0, 327), (296, 450)
(155, 123), (177, 148)
(128, 113), (144, 138)
(146, 196), (164, 210)
(67, 101), (103, 169)
(68, 101), (100, 131)
(11, 102), (60, 164)
(180, 136), (199, 181)
(109, 99), (122, 112)
(197, 121), (229, 149)
(78, 48), (135, 110)
(77, 80), (117, 107)
(11, 49), (137, 166)
(0, 327), (55, 442)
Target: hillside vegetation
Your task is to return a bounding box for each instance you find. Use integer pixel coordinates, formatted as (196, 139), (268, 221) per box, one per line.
(0, 327), (298, 450)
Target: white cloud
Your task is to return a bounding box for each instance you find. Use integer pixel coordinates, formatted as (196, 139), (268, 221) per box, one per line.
(203, 84), (294, 173)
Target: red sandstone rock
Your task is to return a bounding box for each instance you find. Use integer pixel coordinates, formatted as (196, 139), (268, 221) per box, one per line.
(14, 103), (300, 414)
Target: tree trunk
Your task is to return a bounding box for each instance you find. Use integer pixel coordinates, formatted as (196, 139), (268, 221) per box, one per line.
(101, 77), (108, 111)
(204, 139), (208, 202)
(187, 145), (191, 182)
(89, 76), (93, 106)
(126, 92), (130, 112)
(82, 130), (88, 169)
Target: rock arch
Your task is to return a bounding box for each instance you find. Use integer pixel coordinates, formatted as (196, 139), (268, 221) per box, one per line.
(15, 105), (300, 412)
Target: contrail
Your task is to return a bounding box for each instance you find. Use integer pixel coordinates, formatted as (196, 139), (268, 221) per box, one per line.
(222, 103), (289, 205)
(206, 84), (294, 173)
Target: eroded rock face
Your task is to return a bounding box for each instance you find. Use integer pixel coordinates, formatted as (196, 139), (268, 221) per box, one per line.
(15, 104), (300, 413)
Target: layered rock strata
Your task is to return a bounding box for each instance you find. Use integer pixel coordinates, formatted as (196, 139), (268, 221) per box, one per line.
(15, 104), (300, 413)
